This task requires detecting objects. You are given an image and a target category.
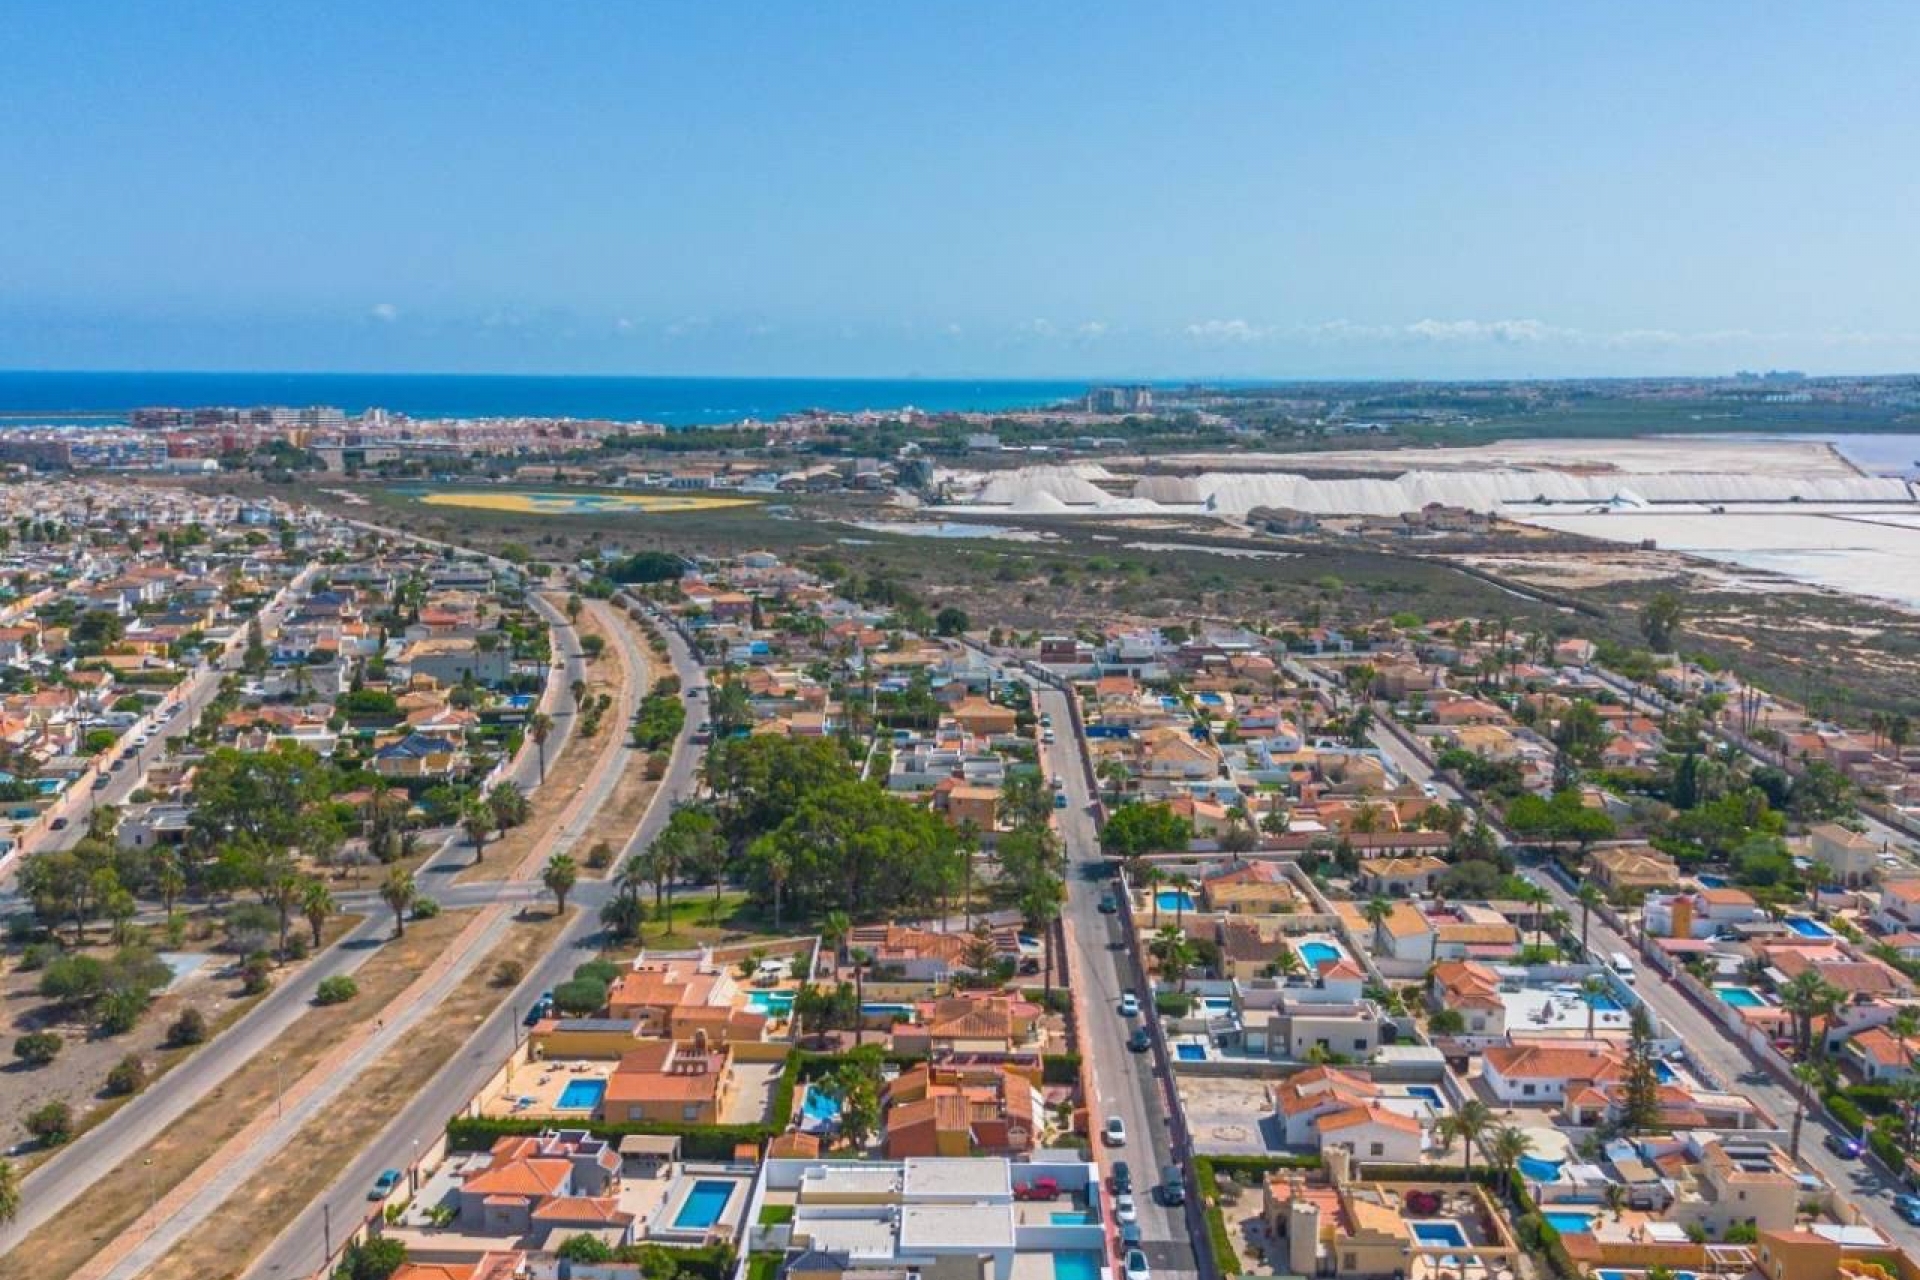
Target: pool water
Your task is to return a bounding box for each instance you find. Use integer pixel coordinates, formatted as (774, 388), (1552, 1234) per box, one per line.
(861, 1002), (914, 1019)
(1403, 1085), (1443, 1106)
(1412, 1221), (1469, 1247)
(673, 1179), (735, 1230)
(1585, 992), (1623, 1012)
(747, 990), (796, 1016)
(1545, 1210), (1596, 1234)
(1051, 1211), (1095, 1225)
(1654, 1060), (1678, 1083)
(1175, 1043), (1207, 1061)
(802, 1088), (842, 1124)
(1298, 941), (1342, 970)
(1054, 1255), (1102, 1280)
(1518, 1155), (1563, 1183)
(1715, 986), (1766, 1009)
(1696, 874), (1728, 888)
(1784, 915), (1834, 938)
(1155, 890), (1197, 912)
(556, 1079), (606, 1111)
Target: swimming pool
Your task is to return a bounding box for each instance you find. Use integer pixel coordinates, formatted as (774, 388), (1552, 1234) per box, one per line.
(1411, 1221), (1469, 1247)
(1715, 985), (1766, 1009)
(1175, 1043), (1207, 1061)
(672, 1179), (735, 1230)
(1654, 1060), (1677, 1083)
(1054, 1255), (1102, 1280)
(801, 1087), (842, 1126)
(556, 1079), (606, 1111)
(1051, 1211), (1095, 1225)
(1298, 940), (1343, 970)
(1695, 874), (1728, 889)
(1201, 996), (1236, 1014)
(1545, 1210), (1596, 1234)
(861, 1002), (914, 1020)
(1403, 1085), (1444, 1106)
(1585, 991), (1623, 1012)
(1518, 1155), (1563, 1183)
(747, 990), (796, 1016)
(1784, 915), (1835, 939)
(1156, 890), (1197, 912)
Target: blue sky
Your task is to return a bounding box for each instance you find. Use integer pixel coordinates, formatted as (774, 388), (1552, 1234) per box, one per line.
(2, 1), (1916, 378)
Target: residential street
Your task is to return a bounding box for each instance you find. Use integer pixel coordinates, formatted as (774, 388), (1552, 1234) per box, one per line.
(1029, 677), (1200, 1280)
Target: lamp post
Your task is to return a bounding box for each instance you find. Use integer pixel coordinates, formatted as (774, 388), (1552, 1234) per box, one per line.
(273, 1054), (284, 1118)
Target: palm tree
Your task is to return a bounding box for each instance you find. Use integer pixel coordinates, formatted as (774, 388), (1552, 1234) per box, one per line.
(1522, 883), (1552, 950)
(1779, 970), (1843, 1060)
(462, 803), (495, 864)
(616, 854), (650, 942)
(1577, 883), (1602, 958)
(1142, 865), (1166, 928)
(1362, 896), (1393, 953)
(766, 846), (792, 931)
(528, 712), (553, 783)
(1602, 1182), (1626, 1221)
(300, 877), (334, 950)
(1789, 1061), (1824, 1157)
(1273, 945), (1302, 982)
(1437, 1099), (1494, 1177)
(1022, 875), (1065, 1003)
(1171, 873), (1195, 929)
(379, 866), (416, 939)
(822, 910), (852, 968)
(1152, 926), (1194, 991)
(1487, 1124), (1533, 1188)
(850, 948), (872, 1047)
(1582, 974), (1610, 1039)
(543, 853), (578, 916)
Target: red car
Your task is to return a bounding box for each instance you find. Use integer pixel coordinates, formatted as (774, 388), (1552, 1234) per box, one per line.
(1014, 1177), (1061, 1201)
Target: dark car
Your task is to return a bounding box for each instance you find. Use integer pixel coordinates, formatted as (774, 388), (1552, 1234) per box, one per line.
(1159, 1166), (1187, 1205)
(522, 1000), (551, 1027)
(1098, 895), (1118, 914)
(1119, 1221), (1143, 1247)
(1109, 1160), (1132, 1194)
(1128, 1027), (1152, 1053)
(1826, 1132), (1864, 1159)
(1895, 1194), (1920, 1225)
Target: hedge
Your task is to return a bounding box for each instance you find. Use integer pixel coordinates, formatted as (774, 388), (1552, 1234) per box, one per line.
(447, 1115), (773, 1161)
(1826, 1092), (1867, 1134)
(1042, 1053), (1082, 1086)
(758, 1205), (795, 1226)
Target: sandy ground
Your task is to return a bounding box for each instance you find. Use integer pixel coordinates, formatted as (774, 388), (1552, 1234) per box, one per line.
(1150, 437), (1868, 477)
(139, 909), (572, 1280)
(0, 909), (469, 1280)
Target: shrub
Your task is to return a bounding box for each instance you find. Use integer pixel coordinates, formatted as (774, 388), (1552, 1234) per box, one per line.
(411, 896), (441, 920)
(1041, 1053), (1083, 1086)
(557, 1235), (614, 1263)
(551, 977), (608, 1015)
(95, 987), (150, 1035)
(18, 942), (54, 971)
(24, 1100), (73, 1145)
(240, 952), (275, 995)
(40, 954), (108, 1004)
(492, 959), (525, 988)
(586, 840), (614, 870)
(315, 975), (360, 1005)
(13, 1032), (61, 1066)
(106, 1052), (148, 1095)
(645, 751), (669, 780)
(572, 959), (623, 987)
(1825, 1092), (1866, 1134)
(165, 1007), (209, 1047)
(334, 1236), (407, 1280)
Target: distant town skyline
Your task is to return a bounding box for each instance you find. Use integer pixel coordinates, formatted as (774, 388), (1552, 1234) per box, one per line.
(4, 2), (1917, 378)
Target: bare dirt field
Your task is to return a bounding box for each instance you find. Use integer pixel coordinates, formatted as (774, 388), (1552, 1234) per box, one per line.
(0, 909), (466, 1280)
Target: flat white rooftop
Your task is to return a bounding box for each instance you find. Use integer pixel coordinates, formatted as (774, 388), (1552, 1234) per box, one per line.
(800, 1165), (906, 1199)
(792, 1208), (899, 1258)
(903, 1157), (1012, 1201)
(1500, 984), (1632, 1036)
(899, 1201), (1017, 1251)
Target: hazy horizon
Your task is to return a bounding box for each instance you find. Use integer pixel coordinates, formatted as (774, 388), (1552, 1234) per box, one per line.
(6, 2), (1917, 378)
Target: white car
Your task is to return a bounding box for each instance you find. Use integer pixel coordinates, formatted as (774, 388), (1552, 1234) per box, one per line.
(1118, 992), (1140, 1018)
(1114, 1192), (1138, 1225)
(1124, 1249), (1151, 1280)
(1104, 1116), (1127, 1146)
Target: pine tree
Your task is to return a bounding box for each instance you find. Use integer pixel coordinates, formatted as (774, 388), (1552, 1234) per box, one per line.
(1622, 1004), (1661, 1133)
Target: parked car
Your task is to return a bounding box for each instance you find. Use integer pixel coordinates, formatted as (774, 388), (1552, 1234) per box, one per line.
(1124, 1249), (1151, 1280)
(1118, 992), (1139, 1018)
(1114, 1193), (1138, 1225)
(1054, 791), (1069, 809)
(1109, 1161), (1132, 1193)
(1013, 1177), (1061, 1201)
(1826, 1132), (1864, 1159)
(369, 1169), (402, 1200)
(1128, 1027), (1152, 1053)
(1119, 1221), (1142, 1248)
(1098, 895), (1118, 914)
(1159, 1166), (1187, 1205)
(1104, 1116), (1127, 1146)
(1895, 1194), (1920, 1225)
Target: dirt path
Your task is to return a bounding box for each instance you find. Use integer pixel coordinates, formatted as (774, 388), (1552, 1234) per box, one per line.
(139, 908), (573, 1280)
(454, 595), (640, 884)
(0, 911), (468, 1280)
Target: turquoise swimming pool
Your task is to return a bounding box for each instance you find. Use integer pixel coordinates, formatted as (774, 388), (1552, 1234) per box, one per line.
(1545, 1209), (1597, 1234)
(1156, 890), (1197, 912)
(673, 1179), (735, 1230)
(1715, 985), (1766, 1009)
(747, 990), (796, 1016)
(1054, 1254), (1102, 1280)
(557, 1078), (606, 1110)
(1298, 940), (1343, 969)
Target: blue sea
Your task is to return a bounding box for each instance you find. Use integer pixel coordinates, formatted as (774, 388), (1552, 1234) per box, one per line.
(0, 370), (1094, 428)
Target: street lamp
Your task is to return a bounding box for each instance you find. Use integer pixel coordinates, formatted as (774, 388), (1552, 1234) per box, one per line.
(272, 1054), (283, 1118)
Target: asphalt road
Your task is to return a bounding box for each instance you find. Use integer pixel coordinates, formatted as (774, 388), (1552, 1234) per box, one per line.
(1029, 677), (1199, 1280)
(241, 599), (707, 1280)
(0, 576), (589, 1262)
(1366, 711), (1920, 1251)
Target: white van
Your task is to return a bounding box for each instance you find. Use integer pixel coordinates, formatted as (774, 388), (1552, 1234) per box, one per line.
(1608, 952), (1636, 983)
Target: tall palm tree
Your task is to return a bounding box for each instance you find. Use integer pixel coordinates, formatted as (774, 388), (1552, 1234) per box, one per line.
(1022, 875), (1065, 1003)
(528, 712), (553, 783)
(1142, 865), (1166, 928)
(1582, 974), (1610, 1039)
(1153, 926), (1195, 992)
(301, 877), (334, 950)
(1577, 883), (1602, 958)
(1171, 873), (1195, 929)
(379, 866), (416, 939)
(1438, 1099), (1494, 1177)
(822, 910), (852, 968)
(1779, 970), (1843, 1061)
(543, 853), (578, 916)
(1362, 896), (1393, 954)
(1789, 1061), (1824, 1158)
(1488, 1124), (1534, 1188)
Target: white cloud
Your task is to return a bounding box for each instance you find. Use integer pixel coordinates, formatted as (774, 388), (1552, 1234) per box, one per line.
(614, 317), (636, 333)
(1184, 318), (1270, 344)
(1404, 317), (1563, 344)
(368, 302), (399, 323)
(1077, 321), (1109, 339)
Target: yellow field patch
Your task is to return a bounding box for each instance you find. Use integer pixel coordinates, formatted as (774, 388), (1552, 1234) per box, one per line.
(417, 489), (756, 515)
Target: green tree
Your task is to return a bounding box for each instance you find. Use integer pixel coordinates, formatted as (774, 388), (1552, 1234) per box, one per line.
(527, 712), (554, 783)
(543, 853), (578, 915)
(1437, 1098), (1493, 1176)
(302, 878), (335, 949)
(334, 1236), (407, 1280)
(379, 866), (416, 938)
(1641, 591), (1683, 652)
(1621, 1004), (1662, 1133)
(1100, 801), (1191, 858)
